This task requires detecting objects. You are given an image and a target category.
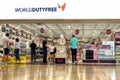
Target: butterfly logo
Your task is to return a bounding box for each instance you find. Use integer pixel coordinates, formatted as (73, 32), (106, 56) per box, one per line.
(58, 3), (66, 11)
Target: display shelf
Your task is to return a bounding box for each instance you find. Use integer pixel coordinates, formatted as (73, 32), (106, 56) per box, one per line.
(115, 50), (120, 52)
(55, 39), (67, 64)
(82, 42), (116, 64)
(1, 24), (32, 40)
(115, 32), (120, 64)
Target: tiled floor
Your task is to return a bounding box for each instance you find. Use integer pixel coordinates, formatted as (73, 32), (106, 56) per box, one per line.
(0, 64), (119, 80)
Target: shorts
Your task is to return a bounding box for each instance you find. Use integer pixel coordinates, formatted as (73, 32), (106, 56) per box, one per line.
(4, 48), (9, 55)
(50, 52), (54, 55)
(0, 50), (3, 53)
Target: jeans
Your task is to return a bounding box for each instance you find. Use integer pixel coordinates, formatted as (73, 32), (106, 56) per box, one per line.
(71, 48), (77, 63)
(43, 48), (47, 63)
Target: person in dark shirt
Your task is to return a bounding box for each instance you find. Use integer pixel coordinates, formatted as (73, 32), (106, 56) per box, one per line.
(42, 37), (48, 64)
(30, 40), (37, 62)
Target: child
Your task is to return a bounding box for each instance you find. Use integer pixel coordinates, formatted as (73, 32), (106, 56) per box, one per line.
(14, 38), (20, 63)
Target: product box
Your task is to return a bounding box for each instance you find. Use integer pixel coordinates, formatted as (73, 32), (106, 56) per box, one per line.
(55, 58), (65, 64)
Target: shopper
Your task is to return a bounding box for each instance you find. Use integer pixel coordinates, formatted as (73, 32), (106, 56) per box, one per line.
(91, 38), (96, 44)
(96, 37), (102, 49)
(42, 37), (48, 64)
(14, 38), (20, 63)
(50, 43), (56, 63)
(30, 40), (37, 63)
(46, 46), (51, 64)
(2, 33), (10, 63)
(97, 37), (102, 45)
(70, 35), (78, 64)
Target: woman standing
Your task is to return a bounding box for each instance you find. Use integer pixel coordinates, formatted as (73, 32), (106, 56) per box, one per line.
(14, 38), (20, 63)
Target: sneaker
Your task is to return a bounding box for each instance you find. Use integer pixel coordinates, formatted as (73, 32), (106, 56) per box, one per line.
(75, 61), (77, 64)
(72, 62), (75, 65)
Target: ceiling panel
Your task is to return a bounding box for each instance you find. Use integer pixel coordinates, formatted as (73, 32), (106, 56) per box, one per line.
(8, 23), (120, 41)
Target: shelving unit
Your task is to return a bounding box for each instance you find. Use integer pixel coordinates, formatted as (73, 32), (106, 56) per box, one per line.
(55, 39), (67, 64)
(0, 24), (33, 63)
(115, 32), (120, 64)
(82, 44), (98, 63)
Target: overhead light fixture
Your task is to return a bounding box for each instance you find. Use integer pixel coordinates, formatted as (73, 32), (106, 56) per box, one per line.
(42, 25), (45, 28)
(36, 33), (38, 35)
(68, 25), (71, 28)
(49, 30), (51, 32)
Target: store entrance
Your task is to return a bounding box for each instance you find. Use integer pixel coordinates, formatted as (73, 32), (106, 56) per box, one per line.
(0, 20), (120, 65)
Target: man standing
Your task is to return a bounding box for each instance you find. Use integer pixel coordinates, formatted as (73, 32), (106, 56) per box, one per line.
(70, 35), (78, 64)
(42, 37), (48, 64)
(30, 40), (37, 63)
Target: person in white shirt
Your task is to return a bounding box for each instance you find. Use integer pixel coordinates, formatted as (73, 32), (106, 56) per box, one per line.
(14, 38), (20, 63)
(2, 33), (10, 62)
(47, 43), (56, 63)
(50, 43), (56, 58)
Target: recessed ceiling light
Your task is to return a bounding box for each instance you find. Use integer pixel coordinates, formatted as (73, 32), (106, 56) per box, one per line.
(42, 25), (45, 28)
(49, 30), (51, 32)
(68, 25), (71, 28)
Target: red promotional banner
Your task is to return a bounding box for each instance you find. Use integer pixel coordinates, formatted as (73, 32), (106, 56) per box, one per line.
(75, 29), (79, 35)
(40, 28), (44, 33)
(106, 29), (111, 35)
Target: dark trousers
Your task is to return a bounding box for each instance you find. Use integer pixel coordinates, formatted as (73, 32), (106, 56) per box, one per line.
(14, 49), (20, 60)
(43, 48), (47, 63)
(31, 50), (36, 62)
(71, 48), (77, 63)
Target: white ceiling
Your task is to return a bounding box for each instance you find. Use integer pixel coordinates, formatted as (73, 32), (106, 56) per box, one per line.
(11, 23), (120, 41)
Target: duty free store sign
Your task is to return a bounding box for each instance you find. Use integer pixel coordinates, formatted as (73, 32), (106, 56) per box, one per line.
(0, 0), (120, 19)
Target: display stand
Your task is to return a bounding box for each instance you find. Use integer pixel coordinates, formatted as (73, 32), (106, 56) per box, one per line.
(55, 39), (67, 64)
(83, 44), (98, 64)
(115, 32), (120, 64)
(0, 24), (31, 63)
(98, 44), (115, 64)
